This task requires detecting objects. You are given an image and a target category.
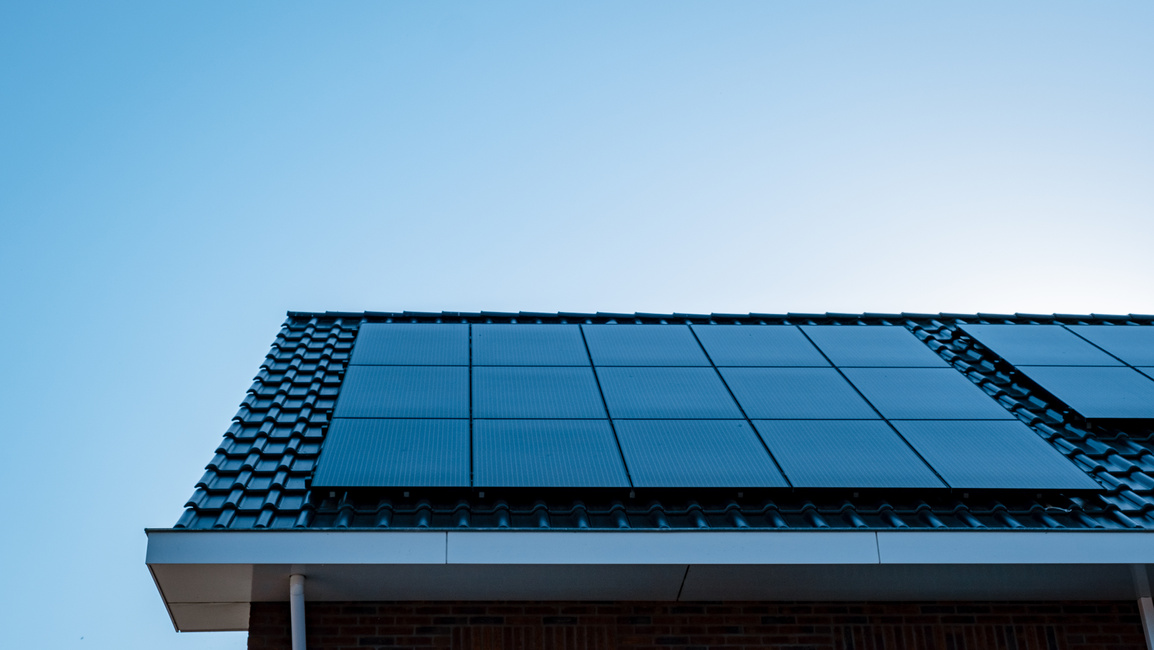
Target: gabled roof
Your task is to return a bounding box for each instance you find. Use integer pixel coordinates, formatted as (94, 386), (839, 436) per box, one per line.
(174, 311), (1154, 533)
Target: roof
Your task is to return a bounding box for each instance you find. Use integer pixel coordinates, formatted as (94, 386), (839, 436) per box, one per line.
(174, 310), (1154, 533)
(147, 310), (1154, 633)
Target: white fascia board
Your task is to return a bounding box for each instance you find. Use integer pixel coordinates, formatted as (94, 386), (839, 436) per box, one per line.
(446, 531), (879, 565)
(146, 529), (1154, 567)
(146, 529), (1154, 632)
(878, 531), (1154, 565)
(146, 530), (446, 565)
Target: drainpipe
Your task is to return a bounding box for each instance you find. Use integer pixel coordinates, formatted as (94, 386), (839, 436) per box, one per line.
(290, 574), (306, 650)
(1134, 565), (1154, 650)
(1140, 598), (1154, 650)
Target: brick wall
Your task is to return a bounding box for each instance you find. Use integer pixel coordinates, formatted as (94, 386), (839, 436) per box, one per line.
(247, 601), (1145, 650)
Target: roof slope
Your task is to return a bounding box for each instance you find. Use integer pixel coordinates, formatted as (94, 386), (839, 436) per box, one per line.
(175, 311), (1154, 532)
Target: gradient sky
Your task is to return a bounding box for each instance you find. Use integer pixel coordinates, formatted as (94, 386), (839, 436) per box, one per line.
(2, 2), (1153, 648)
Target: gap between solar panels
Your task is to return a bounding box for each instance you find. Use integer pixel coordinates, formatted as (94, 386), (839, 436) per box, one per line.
(960, 324), (1154, 420)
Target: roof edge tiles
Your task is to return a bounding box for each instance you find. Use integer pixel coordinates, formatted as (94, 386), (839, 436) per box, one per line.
(287, 310), (1154, 324)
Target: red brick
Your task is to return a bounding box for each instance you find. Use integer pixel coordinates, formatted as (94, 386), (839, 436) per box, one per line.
(247, 600), (1146, 650)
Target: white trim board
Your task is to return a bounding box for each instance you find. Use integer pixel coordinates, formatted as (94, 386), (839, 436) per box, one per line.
(145, 529), (1154, 632)
(148, 529), (1154, 566)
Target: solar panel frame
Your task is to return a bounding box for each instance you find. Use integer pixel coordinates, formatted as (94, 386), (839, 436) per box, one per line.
(1066, 325), (1154, 367)
(311, 419), (470, 487)
(614, 419), (788, 488)
(472, 366), (608, 419)
(751, 420), (944, 488)
(841, 368), (1014, 420)
(334, 366), (470, 418)
(472, 419), (630, 487)
(691, 325), (830, 367)
(800, 326), (948, 367)
(959, 324), (1122, 367)
(891, 420), (1101, 490)
(350, 323), (469, 365)
(719, 368), (880, 419)
(472, 324), (591, 366)
(582, 325), (711, 366)
(595, 367), (745, 418)
(1016, 366), (1154, 419)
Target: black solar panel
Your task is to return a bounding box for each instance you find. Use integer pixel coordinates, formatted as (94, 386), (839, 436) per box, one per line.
(472, 420), (629, 487)
(841, 368), (1013, 420)
(959, 324), (1121, 366)
(719, 368), (879, 419)
(752, 420), (943, 488)
(582, 325), (710, 366)
(335, 366), (469, 418)
(472, 367), (607, 419)
(351, 323), (469, 365)
(1066, 325), (1154, 367)
(595, 367), (744, 418)
(312, 419), (470, 487)
(319, 320), (1103, 491)
(801, 326), (947, 367)
(614, 420), (788, 488)
(691, 325), (829, 366)
(1016, 366), (1154, 419)
(472, 324), (590, 366)
(892, 420), (1101, 490)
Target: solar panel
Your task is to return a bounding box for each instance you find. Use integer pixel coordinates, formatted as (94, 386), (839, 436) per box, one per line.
(691, 325), (829, 367)
(334, 366), (469, 418)
(719, 368), (879, 419)
(800, 326), (947, 367)
(582, 325), (710, 366)
(751, 420), (943, 488)
(1066, 325), (1154, 366)
(472, 420), (629, 487)
(472, 324), (590, 366)
(841, 368), (1013, 420)
(613, 420), (788, 488)
(959, 324), (1122, 366)
(595, 367), (744, 418)
(1016, 366), (1154, 419)
(891, 420), (1100, 490)
(472, 367), (607, 418)
(311, 419), (470, 487)
(350, 323), (469, 365)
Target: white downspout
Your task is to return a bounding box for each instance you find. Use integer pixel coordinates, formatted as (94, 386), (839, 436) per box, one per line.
(1133, 565), (1154, 650)
(1140, 598), (1154, 650)
(289, 574), (306, 650)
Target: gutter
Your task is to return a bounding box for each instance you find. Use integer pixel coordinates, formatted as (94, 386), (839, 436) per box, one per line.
(146, 528), (1154, 632)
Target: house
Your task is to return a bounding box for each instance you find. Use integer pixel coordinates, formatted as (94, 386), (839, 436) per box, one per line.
(146, 311), (1154, 649)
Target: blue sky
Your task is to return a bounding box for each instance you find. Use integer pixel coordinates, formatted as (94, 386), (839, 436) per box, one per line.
(1, 2), (1152, 648)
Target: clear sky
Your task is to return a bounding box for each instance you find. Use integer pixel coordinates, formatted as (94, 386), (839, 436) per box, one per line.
(1, 2), (1152, 648)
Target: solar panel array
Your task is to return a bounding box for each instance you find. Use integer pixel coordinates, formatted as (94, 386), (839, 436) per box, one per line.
(961, 324), (1154, 419)
(311, 323), (1099, 490)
